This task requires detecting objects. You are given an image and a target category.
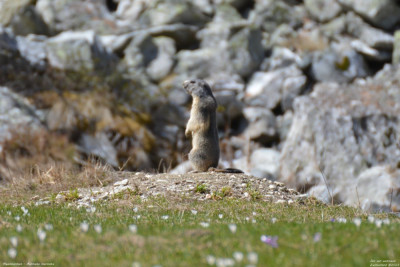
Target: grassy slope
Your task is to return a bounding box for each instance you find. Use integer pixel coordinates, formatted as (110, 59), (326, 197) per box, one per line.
(0, 196), (399, 267)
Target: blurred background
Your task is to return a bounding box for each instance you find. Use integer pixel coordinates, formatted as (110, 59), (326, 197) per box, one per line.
(0, 0), (400, 212)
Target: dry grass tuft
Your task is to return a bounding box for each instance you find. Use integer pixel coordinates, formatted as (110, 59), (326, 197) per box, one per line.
(0, 160), (116, 204)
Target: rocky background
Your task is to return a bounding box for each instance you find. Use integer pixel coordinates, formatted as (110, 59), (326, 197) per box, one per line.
(1, 0), (400, 212)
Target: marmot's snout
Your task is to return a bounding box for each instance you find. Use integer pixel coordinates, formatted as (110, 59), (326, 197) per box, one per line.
(182, 79), (197, 94)
(183, 79), (212, 98)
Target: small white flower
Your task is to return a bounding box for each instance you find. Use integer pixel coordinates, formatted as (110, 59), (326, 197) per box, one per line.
(14, 216), (20, 222)
(244, 192), (249, 198)
(16, 224), (23, 232)
(10, 237), (18, 247)
(21, 206), (29, 216)
(206, 255), (216, 265)
(252, 219), (256, 224)
(94, 224), (102, 234)
(199, 222), (210, 228)
(80, 222), (89, 233)
(161, 215), (169, 220)
(44, 224), (53, 231)
(383, 218), (390, 225)
(353, 218), (362, 227)
(133, 207), (138, 213)
(368, 215), (375, 223)
(271, 218), (277, 224)
(132, 262), (141, 267)
(228, 224), (237, 233)
(7, 211), (12, 216)
(245, 217), (250, 222)
(247, 252), (258, 264)
(375, 219), (382, 228)
(8, 248), (17, 259)
(252, 212), (257, 216)
(129, 224), (137, 234)
(191, 210), (198, 215)
(218, 214), (223, 219)
(216, 258), (235, 267)
(37, 229), (46, 242)
(233, 252), (243, 262)
(338, 218), (347, 223)
(90, 207), (96, 213)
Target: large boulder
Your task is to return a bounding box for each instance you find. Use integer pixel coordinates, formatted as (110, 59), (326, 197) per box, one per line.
(36, 0), (119, 34)
(122, 34), (176, 81)
(46, 31), (117, 72)
(245, 65), (307, 111)
(280, 65), (400, 212)
(345, 166), (400, 212)
(0, 86), (44, 148)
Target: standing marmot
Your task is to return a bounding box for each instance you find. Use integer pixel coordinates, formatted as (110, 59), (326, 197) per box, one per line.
(183, 79), (220, 172)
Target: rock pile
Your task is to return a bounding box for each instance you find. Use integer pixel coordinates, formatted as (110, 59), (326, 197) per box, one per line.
(1, 0), (400, 212)
(35, 172), (306, 208)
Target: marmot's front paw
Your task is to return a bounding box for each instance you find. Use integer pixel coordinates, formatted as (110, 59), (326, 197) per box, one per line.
(185, 130), (191, 137)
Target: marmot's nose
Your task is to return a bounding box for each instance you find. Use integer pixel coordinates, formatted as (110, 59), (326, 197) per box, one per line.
(183, 79), (196, 88)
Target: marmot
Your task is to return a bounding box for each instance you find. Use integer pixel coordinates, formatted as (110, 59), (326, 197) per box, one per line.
(183, 79), (220, 172)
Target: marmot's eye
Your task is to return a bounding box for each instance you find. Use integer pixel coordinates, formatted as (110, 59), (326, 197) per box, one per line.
(190, 80), (196, 84)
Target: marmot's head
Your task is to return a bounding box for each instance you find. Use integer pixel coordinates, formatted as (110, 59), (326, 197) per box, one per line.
(183, 79), (214, 98)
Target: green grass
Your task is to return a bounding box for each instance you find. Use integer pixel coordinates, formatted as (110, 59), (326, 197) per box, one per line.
(0, 198), (399, 267)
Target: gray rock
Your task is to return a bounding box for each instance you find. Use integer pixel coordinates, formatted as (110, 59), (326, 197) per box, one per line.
(192, 0), (213, 15)
(46, 30), (116, 72)
(146, 37), (176, 81)
(169, 160), (192, 174)
(208, 74), (245, 94)
(311, 45), (369, 83)
(122, 34), (161, 77)
(393, 31), (400, 65)
(0, 0), (31, 26)
(8, 4), (49, 36)
(320, 15), (347, 38)
(78, 132), (118, 167)
(346, 12), (394, 50)
(175, 48), (221, 79)
(252, 1), (305, 33)
(214, 90), (244, 128)
(246, 65), (306, 110)
(100, 24), (198, 55)
(304, 0), (342, 22)
(36, 0), (118, 34)
(250, 148), (280, 179)
(214, 0), (250, 10)
(243, 107), (277, 145)
(261, 47), (302, 71)
(338, 0), (400, 30)
(227, 27), (264, 78)
(0, 86), (44, 151)
(308, 185), (333, 204)
(280, 66), (400, 207)
(115, 0), (148, 22)
(344, 166), (400, 212)
(176, 24), (263, 79)
(16, 35), (47, 67)
(351, 40), (391, 62)
(276, 111), (293, 143)
(0, 27), (18, 54)
(139, 1), (210, 27)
